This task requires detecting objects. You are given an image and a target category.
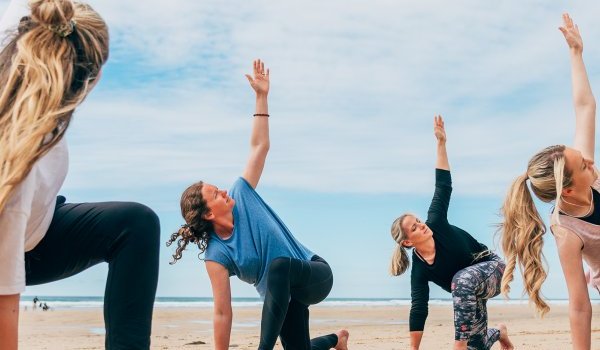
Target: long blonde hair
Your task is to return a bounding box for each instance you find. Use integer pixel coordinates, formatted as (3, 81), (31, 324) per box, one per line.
(499, 145), (571, 316)
(0, 0), (109, 213)
(390, 213), (413, 276)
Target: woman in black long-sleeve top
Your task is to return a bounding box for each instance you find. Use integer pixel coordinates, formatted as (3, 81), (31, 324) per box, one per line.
(389, 116), (514, 350)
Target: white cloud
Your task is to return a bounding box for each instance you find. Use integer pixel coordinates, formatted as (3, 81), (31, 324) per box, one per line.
(3, 1), (597, 196)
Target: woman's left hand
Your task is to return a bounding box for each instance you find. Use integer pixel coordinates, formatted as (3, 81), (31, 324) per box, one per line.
(559, 13), (583, 54)
(434, 115), (446, 143)
(245, 59), (270, 96)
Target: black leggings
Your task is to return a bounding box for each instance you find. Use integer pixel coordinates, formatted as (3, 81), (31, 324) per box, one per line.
(259, 255), (337, 350)
(25, 196), (161, 350)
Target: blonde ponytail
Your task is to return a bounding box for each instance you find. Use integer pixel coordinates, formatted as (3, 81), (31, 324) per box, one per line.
(500, 174), (549, 315)
(499, 145), (571, 316)
(0, 0), (109, 213)
(390, 214), (412, 276)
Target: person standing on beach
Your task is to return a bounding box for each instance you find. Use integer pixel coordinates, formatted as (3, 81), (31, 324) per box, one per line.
(500, 13), (597, 350)
(0, 0), (160, 349)
(167, 59), (349, 350)
(390, 116), (514, 350)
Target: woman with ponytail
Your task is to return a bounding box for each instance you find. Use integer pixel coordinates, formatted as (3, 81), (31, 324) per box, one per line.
(167, 59), (349, 350)
(390, 116), (513, 350)
(500, 13), (597, 350)
(0, 1), (160, 348)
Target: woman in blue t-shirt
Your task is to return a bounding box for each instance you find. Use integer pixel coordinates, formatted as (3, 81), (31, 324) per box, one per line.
(167, 60), (349, 350)
(389, 116), (513, 350)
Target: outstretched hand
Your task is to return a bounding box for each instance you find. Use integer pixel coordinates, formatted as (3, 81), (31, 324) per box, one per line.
(559, 13), (583, 54)
(434, 115), (446, 143)
(245, 59), (270, 96)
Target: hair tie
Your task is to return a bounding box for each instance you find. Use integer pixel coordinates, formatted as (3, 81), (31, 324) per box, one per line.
(47, 19), (76, 38)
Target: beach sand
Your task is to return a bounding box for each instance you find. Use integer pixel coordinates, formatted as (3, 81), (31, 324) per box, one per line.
(19, 304), (600, 349)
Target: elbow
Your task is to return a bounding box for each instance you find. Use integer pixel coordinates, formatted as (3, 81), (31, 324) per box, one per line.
(214, 308), (232, 323)
(569, 296), (592, 317)
(575, 97), (596, 112)
(252, 142), (270, 155)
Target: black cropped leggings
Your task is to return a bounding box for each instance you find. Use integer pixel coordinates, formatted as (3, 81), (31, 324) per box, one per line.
(258, 255), (337, 350)
(25, 196), (161, 350)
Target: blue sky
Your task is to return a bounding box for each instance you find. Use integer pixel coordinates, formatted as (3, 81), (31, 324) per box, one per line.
(2, 0), (600, 300)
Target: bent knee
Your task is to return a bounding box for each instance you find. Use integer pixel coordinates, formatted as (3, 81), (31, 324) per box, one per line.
(451, 273), (473, 294)
(112, 202), (161, 242)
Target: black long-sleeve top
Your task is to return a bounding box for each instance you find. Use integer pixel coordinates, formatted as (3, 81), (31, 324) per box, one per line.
(409, 169), (489, 332)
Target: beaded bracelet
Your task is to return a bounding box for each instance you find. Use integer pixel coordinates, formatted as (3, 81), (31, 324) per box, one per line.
(253, 113), (270, 117)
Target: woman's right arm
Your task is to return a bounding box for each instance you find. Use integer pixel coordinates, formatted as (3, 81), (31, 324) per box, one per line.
(409, 331), (424, 350)
(0, 294), (19, 350)
(0, 208), (29, 350)
(560, 13), (596, 160)
(554, 226), (591, 350)
(409, 271), (429, 350)
(206, 261), (233, 350)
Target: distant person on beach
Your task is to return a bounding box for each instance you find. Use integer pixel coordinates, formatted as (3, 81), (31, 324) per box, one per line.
(390, 116), (514, 350)
(0, 0), (160, 349)
(500, 13), (597, 349)
(167, 59), (349, 350)
(32, 296), (38, 309)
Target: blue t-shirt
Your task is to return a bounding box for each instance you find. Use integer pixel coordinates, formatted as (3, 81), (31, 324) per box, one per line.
(204, 177), (314, 298)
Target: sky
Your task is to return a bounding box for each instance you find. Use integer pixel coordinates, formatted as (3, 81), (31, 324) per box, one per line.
(1, 0), (600, 301)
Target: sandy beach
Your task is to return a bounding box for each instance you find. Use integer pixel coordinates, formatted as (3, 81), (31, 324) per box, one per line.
(18, 304), (600, 349)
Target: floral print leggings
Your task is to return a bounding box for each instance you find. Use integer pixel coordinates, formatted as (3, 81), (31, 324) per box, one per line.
(451, 253), (505, 350)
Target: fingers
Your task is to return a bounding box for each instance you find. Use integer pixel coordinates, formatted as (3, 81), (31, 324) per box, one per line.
(562, 13), (573, 29)
(250, 59), (269, 77)
(245, 74), (253, 84)
(558, 26), (567, 36)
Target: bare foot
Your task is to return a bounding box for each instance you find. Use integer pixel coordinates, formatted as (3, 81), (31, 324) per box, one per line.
(498, 323), (514, 350)
(334, 329), (349, 350)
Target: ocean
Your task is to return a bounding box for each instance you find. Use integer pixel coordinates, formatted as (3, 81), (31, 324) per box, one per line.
(19, 296), (591, 309)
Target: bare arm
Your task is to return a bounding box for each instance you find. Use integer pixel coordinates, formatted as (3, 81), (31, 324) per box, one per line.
(410, 331), (424, 350)
(206, 261), (233, 350)
(560, 14), (596, 160)
(242, 59), (270, 189)
(0, 294), (19, 350)
(434, 115), (449, 170)
(554, 226), (591, 350)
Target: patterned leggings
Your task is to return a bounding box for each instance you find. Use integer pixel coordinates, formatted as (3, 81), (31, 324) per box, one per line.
(451, 253), (505, 350)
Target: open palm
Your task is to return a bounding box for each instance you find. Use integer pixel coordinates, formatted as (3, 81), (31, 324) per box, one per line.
(559, 13), (583, 53)
(434, 115), (446, 143)
(245, 59), (270, 96)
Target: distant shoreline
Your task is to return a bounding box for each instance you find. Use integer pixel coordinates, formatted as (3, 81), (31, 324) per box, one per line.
(19, 295), (600, 309)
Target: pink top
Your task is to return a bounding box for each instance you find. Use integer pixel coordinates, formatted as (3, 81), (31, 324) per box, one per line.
(551, 177), (600, 293)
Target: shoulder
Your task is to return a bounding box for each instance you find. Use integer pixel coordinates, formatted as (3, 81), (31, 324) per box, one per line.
(593, 167), (600, 192)
(231, 177), (256, 196)
(551, 224), (584, 251)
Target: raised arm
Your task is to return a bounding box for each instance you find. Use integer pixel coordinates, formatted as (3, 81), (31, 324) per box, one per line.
(427, 115), (451, 224)
(560, 13), (596, 160)
(434, 115), (449, 171)
(206, 261), (233, 350)
(242, 59), (270, 189)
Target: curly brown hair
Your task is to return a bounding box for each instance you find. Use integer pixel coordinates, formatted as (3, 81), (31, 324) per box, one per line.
(166, 181), (214, 264)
